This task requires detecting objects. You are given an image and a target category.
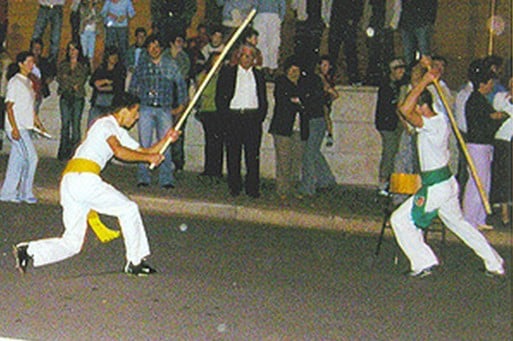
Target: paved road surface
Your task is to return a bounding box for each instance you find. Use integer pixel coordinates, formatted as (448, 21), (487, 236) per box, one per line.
(0, 202), (510, 340)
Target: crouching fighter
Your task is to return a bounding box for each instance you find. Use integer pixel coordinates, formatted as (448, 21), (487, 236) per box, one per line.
(13, 92), (180, 276)
(390, 65), (505, 278)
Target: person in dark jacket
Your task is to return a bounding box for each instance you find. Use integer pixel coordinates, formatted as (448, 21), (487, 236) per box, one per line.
(297, 63), (337, 197)
(375, 57), (406, 195)
(462, 60), (507, 230)
(88, 46), (126, 127)
(215, 43), (268, 198)
(328, 0), (364, 85)
(268, 56), (308, 198)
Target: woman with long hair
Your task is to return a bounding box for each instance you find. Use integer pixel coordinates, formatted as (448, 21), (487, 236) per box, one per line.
(0, 51), (46, 203)
(88, 45), (126, 126)
(56, 40), (90, 161)
(317, 55), (339, 147)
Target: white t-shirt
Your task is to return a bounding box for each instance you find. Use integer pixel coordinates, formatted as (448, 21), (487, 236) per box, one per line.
(454, 81), (473, 133)
(73, 115), (140, 170)
(4, 73), (35, 131)
(31, 65), (42, 79)
(416, 114), (451, 172)
(492, 91), (513, 142)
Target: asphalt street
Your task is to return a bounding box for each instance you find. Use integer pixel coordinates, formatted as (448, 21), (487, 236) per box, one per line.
(0, 201), (511, 340)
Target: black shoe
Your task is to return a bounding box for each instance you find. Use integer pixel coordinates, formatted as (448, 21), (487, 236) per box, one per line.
(124, 260), (157, 277)
(13, 243), (31, 274)
(161, 183), (175, 189)
(326, 134), (334, 147)
(137, 182), (149, 188)
(247, 192), (261, 198)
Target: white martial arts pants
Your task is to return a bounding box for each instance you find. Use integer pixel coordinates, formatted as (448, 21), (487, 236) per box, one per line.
(254, 12), (281, 69)
(390, 176), (504, 273)
(28, 173), (150, 267)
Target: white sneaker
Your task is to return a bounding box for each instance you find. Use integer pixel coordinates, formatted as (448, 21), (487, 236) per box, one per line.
(485, 269), (505, 278)
(377, 189), (390, 197)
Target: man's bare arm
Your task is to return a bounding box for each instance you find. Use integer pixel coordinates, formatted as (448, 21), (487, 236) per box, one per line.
(398, 70), (439, 128)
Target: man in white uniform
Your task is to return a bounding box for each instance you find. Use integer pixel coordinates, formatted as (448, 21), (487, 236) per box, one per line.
(13, 92), (180, 276)
(390, 64), (505, 278)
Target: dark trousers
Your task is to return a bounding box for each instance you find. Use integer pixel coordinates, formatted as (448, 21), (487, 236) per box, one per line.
(294, 19), (324, 72)
(70, 10), (80, 43)
(456, 132), (469, 199)
(225, 111), (262, 196)
(0, 98), (5, 150)
(491, 139), (512, 204)
(32, 5), (63, 65)
(199, 111), (226, 176)
(328, 15), (360, 83)
(58, 95), (84, 161)
(365, 2), (395, 85)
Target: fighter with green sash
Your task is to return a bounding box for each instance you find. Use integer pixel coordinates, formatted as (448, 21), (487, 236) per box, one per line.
(389, 61), (505, 278)
(411, 166), (452, 229)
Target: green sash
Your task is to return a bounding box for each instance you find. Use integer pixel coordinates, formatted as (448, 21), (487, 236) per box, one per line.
(411, 166), (452, 229)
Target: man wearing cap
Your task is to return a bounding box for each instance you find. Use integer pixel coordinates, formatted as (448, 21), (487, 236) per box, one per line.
(374, 58), (406, 195)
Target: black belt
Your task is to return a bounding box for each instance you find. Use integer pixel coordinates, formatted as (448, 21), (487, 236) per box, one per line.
(230, 108), (258, 115)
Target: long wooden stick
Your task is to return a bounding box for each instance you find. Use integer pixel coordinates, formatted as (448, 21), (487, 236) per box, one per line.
(431, 79), (492, 214)
(149, 8), (257, 169)
(487, 0), (496, 56)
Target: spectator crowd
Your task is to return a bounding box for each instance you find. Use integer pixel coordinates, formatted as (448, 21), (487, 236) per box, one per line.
(0, 0), (511, 232)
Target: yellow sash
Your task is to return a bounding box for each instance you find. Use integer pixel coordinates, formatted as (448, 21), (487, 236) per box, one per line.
(62, 158), (121, 243)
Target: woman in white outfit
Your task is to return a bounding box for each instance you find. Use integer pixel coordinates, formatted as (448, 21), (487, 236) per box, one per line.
(0, 51), (46, 204)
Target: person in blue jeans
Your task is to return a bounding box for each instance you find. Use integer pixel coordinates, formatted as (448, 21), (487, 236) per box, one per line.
(32, 0), (64, 67)
(0, 51), (46, 204)
(128, 34), (188, 189)
(100, 0), (135, 59)
(298, 66), (337, 197)
(56, 41), (90, 161)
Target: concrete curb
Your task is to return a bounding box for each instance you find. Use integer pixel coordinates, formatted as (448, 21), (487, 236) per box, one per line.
(34, 186), (512, 248)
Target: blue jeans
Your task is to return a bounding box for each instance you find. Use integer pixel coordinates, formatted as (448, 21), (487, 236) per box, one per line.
(0, 130), (38, 202)
(137, 106), (175, 186)
(32, 5), (63, 64)
(80, 30), (97, 60)
(400, 25), (433, 67)
(58, 95), (84, 161)
(171, 116), (186, 170)
(299, 117), (336, 195)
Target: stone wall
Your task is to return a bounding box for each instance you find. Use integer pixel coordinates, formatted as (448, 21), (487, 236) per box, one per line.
(1, 82), (381, 186)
